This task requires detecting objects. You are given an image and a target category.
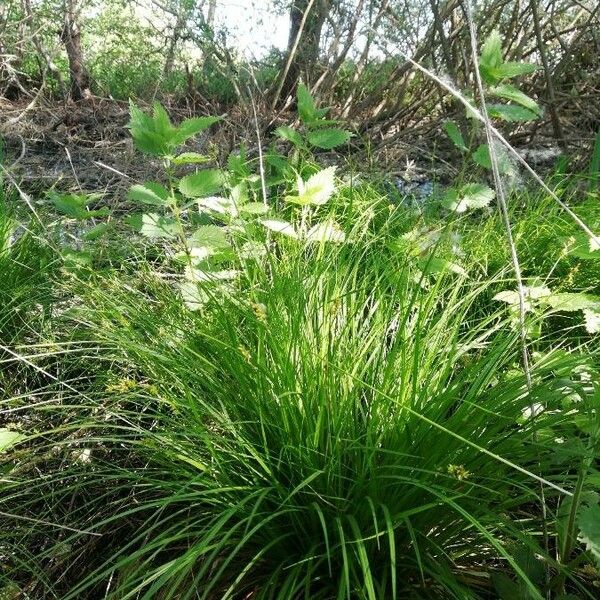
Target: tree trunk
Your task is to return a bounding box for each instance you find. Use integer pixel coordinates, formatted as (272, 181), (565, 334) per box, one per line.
(206, 0), (217, 28)
(163, 3), (187, 79)
(61, 0), (90, 101)
(279, 0), (330, 101)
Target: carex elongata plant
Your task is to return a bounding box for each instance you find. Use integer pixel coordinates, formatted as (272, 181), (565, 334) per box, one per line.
(1, 198), (590, 599)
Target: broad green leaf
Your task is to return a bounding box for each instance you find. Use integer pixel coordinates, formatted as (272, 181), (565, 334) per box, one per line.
(0, 428), (25, 452)
(127, 183), (169, 206)
(197, 196), (237, 216)
(489, 84), (542, 115)
(488, 104), (539, 122)
(307, 128), (352, 150)
(494, 290), (522, 305)
(491, 62), (537, 80)
(190, 225), (230, 250)
(275, 126), (304, 146)
(479, 30), (503, 84)
(445, 183), (495, 212)
(297, 83), (316, 124)
(471, 144), (516, 175)
(179, 169), (224, 198)
(287, 166), (337, 206)
(128, 102), (180, 155)
(83, 223), (111, 240)
(306, 221), (346, 243)
(261, 219), (298, 238)
(179, 281), (209, 311)
(544, 292), (600, 312)
(563, 234), (600, 259)
(443, 121), (467, 152)
(171, 152), (211, 165)
(152, 102), (175, 137)
(62, 248), (93, 268)
(578, 504), (600, 567)
(173, 116), (221, 145)
(239, 202), (269, 215)
(138, 213), (178, 239)
(50, 192), (110, 220)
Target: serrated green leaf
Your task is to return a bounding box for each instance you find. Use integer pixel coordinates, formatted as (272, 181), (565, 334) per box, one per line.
(479, 30), (503, 84)
(488, 104), (539, 122)
(179, 169), (224, 198)
(471, 144), (516, 176)
(171, 152), (212, 165)
(443, 121), (467, 152)
(418, 256), (467, 277)
(190, 225), (230, 249)
(287, 166), (337, 206)
(489, 84), (542, 115)
(578, 504), (600, 568)
(127, 183), (169, 206)
(307, 128), (352, 150)
(445, 183), (495, 213)
(275, 126), (304, 146)
(49, 192), (110, 220)
(152, 102), (174, 137)
(544, 292), (600, 312)
(239, 202), (269, 215)
(306, 221), (346, 243)
(83, 223), (111, 240)
(261, 219), (298, 238)
(173, 116), (221, 145)
(138, 213), (178, 239)
(563, 234), (600, 260)
(128, 101), (173, 156)
(297, 83), (316, 124)
(492, 62), (537, 80)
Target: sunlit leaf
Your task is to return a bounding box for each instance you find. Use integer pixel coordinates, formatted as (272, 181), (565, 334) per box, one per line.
(128, 183), (169, 206)
(419, 256), (467, 277)
(138, 213), (178, 239)
(179, 170), (224, 198)
(287, 166), (337, 206)
(261, 219), (298, 238)
(297, 83), (317, 124)
(306, 221), (346, 243)
(444, 183), (495, 212)
(307, 128), (352, 150)
(190, 225), (230, 249)
(173, 116), (221, 145)
(479, 30), (503, 84)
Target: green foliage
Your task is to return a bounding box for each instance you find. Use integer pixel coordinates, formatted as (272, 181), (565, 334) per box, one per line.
(2, 78), (600, 600)
(128, 101), (221, 156)
(277, 84), (353, 153)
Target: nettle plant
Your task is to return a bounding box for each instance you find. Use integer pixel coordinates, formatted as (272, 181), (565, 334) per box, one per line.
(125, 101), (348, 309)
(494, 283), (600, 337)
(275, 83), (353, 156)
(442, 30), (542, 213)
